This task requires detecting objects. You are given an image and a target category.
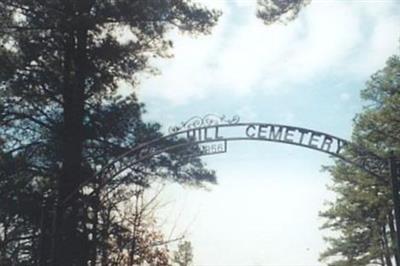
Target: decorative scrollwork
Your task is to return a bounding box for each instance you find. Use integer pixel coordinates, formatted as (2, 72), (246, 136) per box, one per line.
(169, 114), (240, 133)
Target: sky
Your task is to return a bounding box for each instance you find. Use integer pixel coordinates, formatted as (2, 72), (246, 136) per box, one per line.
(135, 1), (400, 265)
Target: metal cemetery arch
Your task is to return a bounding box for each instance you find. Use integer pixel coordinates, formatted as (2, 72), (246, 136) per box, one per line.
(65, 114), (400, 254)
(96, 114), (390, 182)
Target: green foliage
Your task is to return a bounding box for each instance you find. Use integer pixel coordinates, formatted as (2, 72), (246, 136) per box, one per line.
(173, 241), (194, 266)
(0, 1), (219, 265)
(320, 55), (400, 266)
(257, 0), (311, 25)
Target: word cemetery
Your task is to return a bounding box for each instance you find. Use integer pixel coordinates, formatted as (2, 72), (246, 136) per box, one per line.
(183, 124), (348, 157)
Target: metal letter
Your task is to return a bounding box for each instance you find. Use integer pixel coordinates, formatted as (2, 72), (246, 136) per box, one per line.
(198, 129), (202, 141)
(298, 129), (307, 145)
(204, 128), (213, 141)
(308, 133), (321, 149)
(284, 127), (295, 143)
(215, 126), (223, 140)
(258, 125), (268, 139)
(246, 125), (256, 138)
(269, 126), (283, 140)
(187, 129), (196, 141)
(336, 139), (347, 155)
(320, 135), (333, 152)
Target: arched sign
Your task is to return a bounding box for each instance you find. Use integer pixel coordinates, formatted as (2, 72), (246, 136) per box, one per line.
(96, 114), (388, 186)
(62, 114), (400, 254)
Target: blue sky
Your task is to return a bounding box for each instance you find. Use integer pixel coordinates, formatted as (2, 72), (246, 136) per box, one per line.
(135, 1), (400, 265)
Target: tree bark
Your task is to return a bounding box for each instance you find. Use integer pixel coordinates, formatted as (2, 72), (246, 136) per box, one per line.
(388, 212), (400, 266)
(90, 190), (100, 266)
(381, 224), (393, 266)
(55, 1), (89, 264)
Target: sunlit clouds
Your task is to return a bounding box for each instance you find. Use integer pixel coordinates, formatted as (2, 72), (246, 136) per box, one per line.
(137, 1), (400, 265)
(140, 1), (399, 105)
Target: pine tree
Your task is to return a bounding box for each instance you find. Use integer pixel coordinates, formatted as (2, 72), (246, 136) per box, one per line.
(320, 55), (400, 266)
(257, 0), (311, 25)
(0, 1), (219, 265)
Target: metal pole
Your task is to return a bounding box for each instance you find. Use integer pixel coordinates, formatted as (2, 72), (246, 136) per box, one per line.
(389, 153), (400, 259)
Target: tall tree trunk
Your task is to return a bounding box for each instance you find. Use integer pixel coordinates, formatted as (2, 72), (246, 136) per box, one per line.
(58, 44), (85, 265)
(55, 1), (89, 264)
(90, 191), (100, 266)
(101, 207), (112, 266)
(388, 212), (400, 266)
(382, 224), (393, 266)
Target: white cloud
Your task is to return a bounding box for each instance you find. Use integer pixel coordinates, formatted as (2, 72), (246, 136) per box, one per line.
(195, 0), (227, 10)
(139, 1), (400, 105)
(131, 2), (400, 265)
(237, 105), (258, 121)
(160, 161), (333, 266)
(340, 92), (351, 102)
(281, 111), (296, 123)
